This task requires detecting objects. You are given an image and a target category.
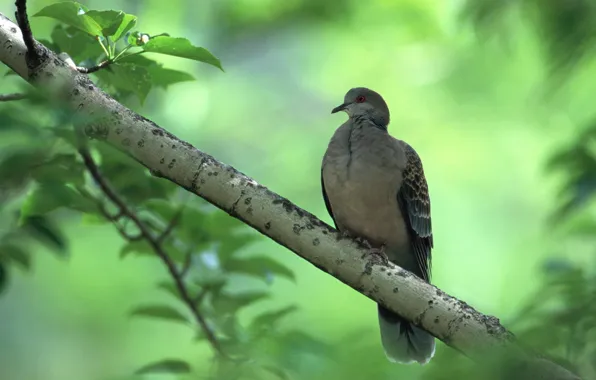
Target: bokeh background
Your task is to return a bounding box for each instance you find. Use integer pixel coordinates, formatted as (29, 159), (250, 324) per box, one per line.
(1, 0), (595, 379)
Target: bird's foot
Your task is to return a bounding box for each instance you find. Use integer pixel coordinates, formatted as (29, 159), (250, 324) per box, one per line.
(361, 244), (390, 267)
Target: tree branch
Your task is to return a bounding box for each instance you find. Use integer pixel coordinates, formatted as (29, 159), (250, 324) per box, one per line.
(77, 60), (111, 74)
(0, 92), (27, 101)
(0, 11), (581, 380)
(77, 147), (225, 356)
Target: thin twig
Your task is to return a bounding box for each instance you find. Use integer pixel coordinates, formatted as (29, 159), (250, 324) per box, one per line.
(0, 93), (27, 101)
(14, 0), (40, 66)
(158, 208), (183, 243)
(180, 249), (193, 278)
(78, 147), (224, 356)
(77, 60), (111, 74)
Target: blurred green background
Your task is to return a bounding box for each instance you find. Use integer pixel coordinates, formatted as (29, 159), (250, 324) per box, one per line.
(1, 0), (595, 379)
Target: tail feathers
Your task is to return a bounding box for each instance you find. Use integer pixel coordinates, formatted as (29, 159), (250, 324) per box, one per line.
(378, 305), (435, 365)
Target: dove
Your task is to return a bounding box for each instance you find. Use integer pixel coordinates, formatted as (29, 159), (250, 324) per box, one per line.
(321, 87), (435, 364)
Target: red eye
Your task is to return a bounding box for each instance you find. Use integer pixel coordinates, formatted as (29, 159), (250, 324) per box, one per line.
(356, 95), (366, 103)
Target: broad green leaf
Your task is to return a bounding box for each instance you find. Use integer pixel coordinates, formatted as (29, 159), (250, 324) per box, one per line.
(251, 306), (297, 330)
(0, 244), (31, 270)
(34, 2), (103, 37)
(142, 36), (223, 70)
(109, 63), (152, 104)
(157, 281), (180, 299)
(130, 305), (189, 324)
(218, 233), (261, 259)
(21, 216), (68, 254)
(212, 290), (269, 315)
(225, 256), (296, 282)
(261, 365), (292, 380)
(30, 154), (85, 187)
(20, 182), (94, 222)
(112, 13), (137, 41)
(135, 359), (191, 375)
(84, 10), (124, 37)
(119, 240), (152, 258)
(147, 66), (195, 89)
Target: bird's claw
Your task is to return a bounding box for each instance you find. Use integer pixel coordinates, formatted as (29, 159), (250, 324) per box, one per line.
(362, 244), (390, 266)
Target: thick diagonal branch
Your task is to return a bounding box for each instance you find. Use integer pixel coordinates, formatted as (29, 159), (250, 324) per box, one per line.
(0, 12), (580, 380)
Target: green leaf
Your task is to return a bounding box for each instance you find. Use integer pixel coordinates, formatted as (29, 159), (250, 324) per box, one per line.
(109, 63), (152, 104)
(147, 66), (195, 89)
(225, 256), (296, 282)
(34, 2), (103, 37)
(130, 305), (189, 324)
(20, 182), (94, 222)
(212, 290), (269, 315)
(0, 244), (31, 270)
(119, 240), (152, 258)
(251, 306), (297, 330)
(84, 10), (124, 38)
(142, 36), (223, 70)
(21, 216), (68, 254)
(30, 154), (85, 187)
(135, 359), (191, 375)
(112, 13), (137, 41)
(218, 234), (261, 259)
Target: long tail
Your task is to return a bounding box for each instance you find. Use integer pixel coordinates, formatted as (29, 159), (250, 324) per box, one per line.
(378, 305), (435, 364)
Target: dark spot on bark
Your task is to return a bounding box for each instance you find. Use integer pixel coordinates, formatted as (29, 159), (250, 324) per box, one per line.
(207, 172), (212, 176)
(428, 300), (433, 305)
(305, 223), (314, 230)
(160, 158), (165, 164)
(396, 270), (408, 278)
(213, 172), (219, 176)
(265, 221), (271, 230)
(200, 179), (205, 184)
(160, 144), (164, 148)
(247, 207), (253, 215)
(434, 317), (440, 323)
(393, 288), (399, 293)
(168, 159), (176, 169)
(244, 197), (252, 205)
(152, 128), (164, 136)
(115, 127), (123, 135)
(122, 138), (131, 146)
(380, 267), (386, 272)
(73, 89), (80, 96)
(172, 144), (176, 149)
(88, 85), (93, 90)
(312, 238), (320, 246)
(293, 224), (302, 235)
(10, 27), (16, 33)
(322, 230), (328, 235)
(137, 139), (145, 147)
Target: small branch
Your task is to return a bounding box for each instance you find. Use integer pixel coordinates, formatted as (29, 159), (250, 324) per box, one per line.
(77, 60), (111, 74)
(77, 147), (224, 357)
(14, 0), (39, 66)
(180, 249), (192, 278)
(0, 93), (27, 101)
(157, 208), (183, 243)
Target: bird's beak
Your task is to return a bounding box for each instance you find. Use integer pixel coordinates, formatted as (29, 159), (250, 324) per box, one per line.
(331, 103), (349, 114)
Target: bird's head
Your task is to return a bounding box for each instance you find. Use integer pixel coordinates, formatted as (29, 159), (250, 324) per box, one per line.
(331, 87), (390, 129)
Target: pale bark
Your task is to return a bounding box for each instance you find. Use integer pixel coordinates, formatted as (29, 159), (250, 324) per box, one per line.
(0, 12), (581, 380)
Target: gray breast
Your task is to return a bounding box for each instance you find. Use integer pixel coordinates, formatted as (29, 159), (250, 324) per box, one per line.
(322, 121), (410, 255)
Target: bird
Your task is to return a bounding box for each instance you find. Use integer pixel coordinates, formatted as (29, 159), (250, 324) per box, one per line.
(321, 87), (435, 364)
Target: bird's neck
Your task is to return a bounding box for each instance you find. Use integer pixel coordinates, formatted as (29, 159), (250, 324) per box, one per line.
(352, 114), (387, 131)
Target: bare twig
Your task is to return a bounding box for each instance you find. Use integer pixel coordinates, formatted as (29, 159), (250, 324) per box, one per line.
(77, 60), (111, 74)
(77, 147), (224, 356)
(180, 249), (193, 278)
(14, 0), (40, 66)
(157, 208), (183, 243)
(0, 93), (27, 101)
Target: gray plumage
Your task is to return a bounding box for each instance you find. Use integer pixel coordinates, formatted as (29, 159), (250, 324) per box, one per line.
(321, 87), (435, 364)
